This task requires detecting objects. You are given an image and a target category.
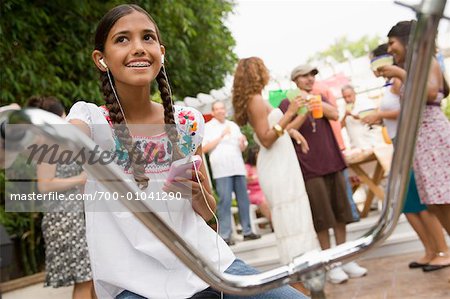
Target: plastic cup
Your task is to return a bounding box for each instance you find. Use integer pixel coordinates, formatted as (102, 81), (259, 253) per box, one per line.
(346, 103), (354, 113)
(358, 109), (376, 119)
(370, 54), (394, 71)
(286, 88), (308, 115)
(310, 95), (323, 119)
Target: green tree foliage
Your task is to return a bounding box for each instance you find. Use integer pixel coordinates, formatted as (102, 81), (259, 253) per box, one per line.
(0, 0), (237, 108)
(308, 35), (381, 63)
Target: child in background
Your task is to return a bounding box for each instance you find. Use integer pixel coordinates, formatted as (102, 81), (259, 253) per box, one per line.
(245, 145), (271, 222)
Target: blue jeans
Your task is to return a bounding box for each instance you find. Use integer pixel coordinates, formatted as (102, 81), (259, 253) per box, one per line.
(218, 259), (309, 299)
(342, 168), (360, 222)
(215, 175), (252, 239)
(116, 259), (309, 299)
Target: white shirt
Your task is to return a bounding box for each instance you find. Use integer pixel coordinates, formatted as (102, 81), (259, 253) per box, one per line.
(379, 87), (401, 139)
(67, 102), (234, 299)
(203, 118), (246, 179)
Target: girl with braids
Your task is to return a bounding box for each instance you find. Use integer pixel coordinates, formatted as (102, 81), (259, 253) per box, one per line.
(374, 20), (450, 272)
(232, 57), (318, 290)
(66, 4), (307, 299)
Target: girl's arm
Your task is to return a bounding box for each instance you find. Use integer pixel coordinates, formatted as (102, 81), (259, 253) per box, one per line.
(37, 163), (86, 193)
(248, 94), (299, 149)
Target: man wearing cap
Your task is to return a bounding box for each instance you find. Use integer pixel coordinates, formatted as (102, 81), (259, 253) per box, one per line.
(279, 64), (368, 284)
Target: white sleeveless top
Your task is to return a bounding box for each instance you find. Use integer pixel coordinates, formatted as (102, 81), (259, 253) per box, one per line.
(379, 86), (401, 139)
(67, 101), (234, 299)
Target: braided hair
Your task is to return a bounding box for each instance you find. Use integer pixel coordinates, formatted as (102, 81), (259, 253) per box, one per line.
(156, 66), (184, 161)
(94, 4), (182, 189)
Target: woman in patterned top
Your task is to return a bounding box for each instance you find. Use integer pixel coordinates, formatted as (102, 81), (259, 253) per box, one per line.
(376, 20), (450, 272)
(27, 96), (94, 299)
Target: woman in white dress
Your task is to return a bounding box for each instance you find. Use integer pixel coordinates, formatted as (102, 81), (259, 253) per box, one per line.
(232, 57), (318, 266)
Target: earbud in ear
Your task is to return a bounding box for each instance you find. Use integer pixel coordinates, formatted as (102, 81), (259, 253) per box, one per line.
(99, 58), (108, 69)
(161, 55), (165, 65)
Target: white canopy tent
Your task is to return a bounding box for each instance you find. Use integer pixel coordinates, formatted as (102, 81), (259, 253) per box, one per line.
(182, 86), (232, 115)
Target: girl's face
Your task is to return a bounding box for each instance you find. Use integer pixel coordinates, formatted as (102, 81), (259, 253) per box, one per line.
(100, 10), (165, 88)
(387, 37), (406, 66)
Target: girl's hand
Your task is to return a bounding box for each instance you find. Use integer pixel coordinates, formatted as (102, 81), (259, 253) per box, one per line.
(288, 129), (309, 153)
(361, 112), (381, 125)
(163, 169), (215, 219)
(162, 169), (207, 200)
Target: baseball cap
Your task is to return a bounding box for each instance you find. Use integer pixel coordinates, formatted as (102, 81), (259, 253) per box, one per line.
(290, 64), (319, 81)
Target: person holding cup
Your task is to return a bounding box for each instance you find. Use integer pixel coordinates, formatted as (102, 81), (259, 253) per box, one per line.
(341, 85), (384, 149)
(375, 20), (450, 272)
(279, 64), (368, 284)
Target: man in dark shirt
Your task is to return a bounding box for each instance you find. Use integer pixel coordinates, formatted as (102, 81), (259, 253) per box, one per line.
(279, 64), (367, 284)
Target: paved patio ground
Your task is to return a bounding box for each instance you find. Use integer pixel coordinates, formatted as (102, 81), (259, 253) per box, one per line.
(325, 251), (450, 299)
(3, 252), (450, 298)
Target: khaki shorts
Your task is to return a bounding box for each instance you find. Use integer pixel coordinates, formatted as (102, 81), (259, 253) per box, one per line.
(305, 171), (353, 232)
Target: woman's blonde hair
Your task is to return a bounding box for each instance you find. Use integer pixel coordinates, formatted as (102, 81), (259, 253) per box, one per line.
(232, 57), (269, 126)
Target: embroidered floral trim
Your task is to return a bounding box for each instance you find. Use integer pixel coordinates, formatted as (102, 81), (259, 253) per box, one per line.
(99, 106), (201, 174)
(176, 107), (199, 156)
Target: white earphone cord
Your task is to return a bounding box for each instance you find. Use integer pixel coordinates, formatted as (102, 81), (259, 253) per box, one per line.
(192, 162), (222, 271)
(107, 69), (128, 125)
(167, 58), (222, 296)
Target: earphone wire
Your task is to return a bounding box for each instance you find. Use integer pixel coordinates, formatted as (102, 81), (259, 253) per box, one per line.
(160, 62), (222, 286)
(107, 69), (128, 125)
(192, 161), (222, 278)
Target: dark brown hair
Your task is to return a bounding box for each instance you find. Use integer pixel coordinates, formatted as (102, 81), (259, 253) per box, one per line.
(245, 144), (259, 166)
(232, 57), (270, 126)
(94, 4), (182, 189)
(26, 96), (65, 117)
(371, 43), (388, 58)
(387, 20), (415, 48)
(387, 20), (449, 97)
